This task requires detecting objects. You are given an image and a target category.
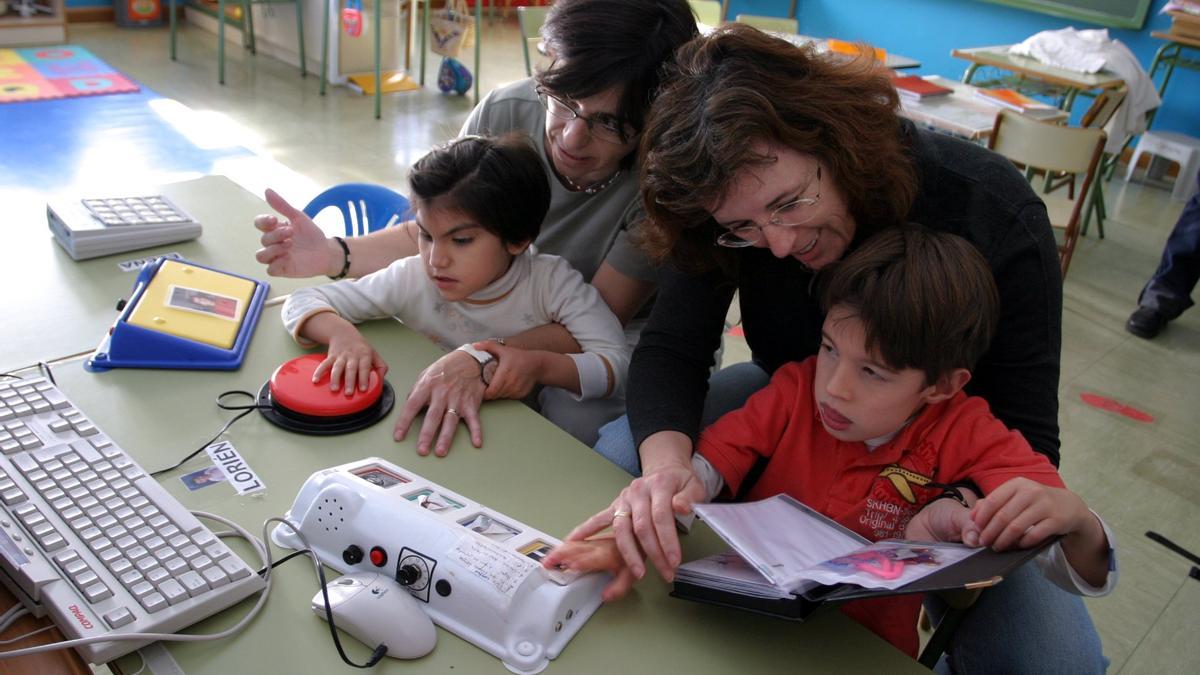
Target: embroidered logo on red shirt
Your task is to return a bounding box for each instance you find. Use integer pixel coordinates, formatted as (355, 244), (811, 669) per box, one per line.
(878, 465), (932, 503)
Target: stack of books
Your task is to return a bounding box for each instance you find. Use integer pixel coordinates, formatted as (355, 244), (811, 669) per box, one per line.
(973, 88), (1062, 120)
(892, 75), (953, 101)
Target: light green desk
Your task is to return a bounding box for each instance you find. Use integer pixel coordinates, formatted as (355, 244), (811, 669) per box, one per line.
(952, 45), (1125, 112)
(34, 307), (927, 674)
(4, 175), (310, 373)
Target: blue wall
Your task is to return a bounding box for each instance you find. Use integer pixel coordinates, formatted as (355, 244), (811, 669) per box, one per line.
(727, 0), (1197, 136)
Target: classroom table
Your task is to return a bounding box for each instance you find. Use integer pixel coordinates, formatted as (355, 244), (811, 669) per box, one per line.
(952, 45), (1125, 112)
(899, 75), (1069, 143)
(1148, 31), (1200, 104)
(4, 176), (310, 373)
(777, 33), (921, 70)
(12, 307), (930, 674)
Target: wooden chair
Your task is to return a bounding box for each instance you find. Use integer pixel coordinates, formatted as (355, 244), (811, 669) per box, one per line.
(735, 14), (798, 34)
(1073, 89), (1127, 238)
(169, 0), (306, 86)
(989, 110), (1106, 278)
(518, 4), (550, 77)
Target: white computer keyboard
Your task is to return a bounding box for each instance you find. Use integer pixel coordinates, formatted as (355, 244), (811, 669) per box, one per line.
(0, 376), (265, 663)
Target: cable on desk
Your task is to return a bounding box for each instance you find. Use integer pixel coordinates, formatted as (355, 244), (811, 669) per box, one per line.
(0, 511), (272, 660)
(0, 625), (54, 645)
(209, 528), (312, 577)
(149, 390), (271, 477)
(37, 362), (55, 386)
(266, 518), (389, 668)
(0, 606), (29, 634)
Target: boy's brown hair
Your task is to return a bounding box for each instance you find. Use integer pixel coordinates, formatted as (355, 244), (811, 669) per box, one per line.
(819, 224), (999, 384)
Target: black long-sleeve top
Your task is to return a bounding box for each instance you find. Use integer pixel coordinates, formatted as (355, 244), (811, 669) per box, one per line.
(628, 122), (1064, 466)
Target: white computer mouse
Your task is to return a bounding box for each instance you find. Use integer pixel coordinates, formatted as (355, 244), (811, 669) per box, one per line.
(312, 571), (437, 659)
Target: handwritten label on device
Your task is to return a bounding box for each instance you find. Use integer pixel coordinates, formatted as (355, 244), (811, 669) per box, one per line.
(448, 536), (538, 599)
(205, 440), (266, 495)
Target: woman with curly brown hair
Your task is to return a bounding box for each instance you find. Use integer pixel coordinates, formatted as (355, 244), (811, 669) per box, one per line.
(582, 24), (1106, 673)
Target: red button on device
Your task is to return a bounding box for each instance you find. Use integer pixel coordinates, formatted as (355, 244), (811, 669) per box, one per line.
(369, 547), (387, 567)
(268, 354), (383, 417)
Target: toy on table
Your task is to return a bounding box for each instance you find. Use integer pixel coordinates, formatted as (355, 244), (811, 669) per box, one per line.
(274, 457), (608, 674)
(257, 353), (395, 435)
(86, 258), (267, 372)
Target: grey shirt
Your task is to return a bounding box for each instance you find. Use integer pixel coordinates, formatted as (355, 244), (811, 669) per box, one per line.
(460, 78), (656, 285)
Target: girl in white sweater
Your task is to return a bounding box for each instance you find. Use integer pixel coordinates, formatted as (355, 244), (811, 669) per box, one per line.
(281, 134), (628, 455)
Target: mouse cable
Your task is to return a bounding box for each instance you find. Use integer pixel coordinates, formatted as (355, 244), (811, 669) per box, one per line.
(267, 518), (389, 668)
(0, 511), (271, 660)
(0, 624), (55, 645)
(0, 606), (30, 635)
(149, 390), (270, 477)
(207, 527), (310, 577)
(36, 362), (55, 386)
(0, 606), (26, 630)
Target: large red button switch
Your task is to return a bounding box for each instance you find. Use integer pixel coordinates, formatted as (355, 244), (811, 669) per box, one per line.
(268, 353), (383, 417)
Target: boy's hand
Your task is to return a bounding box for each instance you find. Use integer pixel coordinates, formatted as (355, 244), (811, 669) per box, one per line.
(905, 498), (980, 545)
(475, 341), (541, 400)
(541, 538), (639, 602)
(255, 189), (340, 278)
(313, 325), (388, 395)
(971, 477), (1091, 551)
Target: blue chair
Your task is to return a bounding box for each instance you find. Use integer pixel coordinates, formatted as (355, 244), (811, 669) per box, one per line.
(303, 183), (411, 238)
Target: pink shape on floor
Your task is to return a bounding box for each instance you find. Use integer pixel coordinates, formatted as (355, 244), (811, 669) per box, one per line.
(1080, 392), (1155, 423)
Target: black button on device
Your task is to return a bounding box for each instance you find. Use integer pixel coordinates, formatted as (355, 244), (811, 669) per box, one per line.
(342, 545), (364, 565)
(396, 564), (420, 586)
(435, 579), (452, 597)
(369, 546), (387, 567)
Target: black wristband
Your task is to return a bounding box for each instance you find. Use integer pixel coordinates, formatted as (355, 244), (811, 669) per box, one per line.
(928, 486), (970, 508)
(329, 236), (351, 280)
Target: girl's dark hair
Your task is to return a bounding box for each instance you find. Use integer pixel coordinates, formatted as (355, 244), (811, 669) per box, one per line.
(819, 224), (1000, 384)
(408, 133), (550, 245)
(639, 23), (919, 271)
(537, 0), (698, 142)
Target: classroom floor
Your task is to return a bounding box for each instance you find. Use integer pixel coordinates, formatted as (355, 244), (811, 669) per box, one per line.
(9, 18), (1200, 675)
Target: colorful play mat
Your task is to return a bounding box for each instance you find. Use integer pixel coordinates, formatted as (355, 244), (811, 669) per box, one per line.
(0, 46), (140, 103)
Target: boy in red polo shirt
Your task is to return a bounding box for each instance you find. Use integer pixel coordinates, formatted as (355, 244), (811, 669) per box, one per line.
(546, 224), (1115, 658)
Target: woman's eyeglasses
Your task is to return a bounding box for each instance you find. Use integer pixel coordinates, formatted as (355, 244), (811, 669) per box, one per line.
(536, 86), (636, 145)
(715, 166), (822, 248)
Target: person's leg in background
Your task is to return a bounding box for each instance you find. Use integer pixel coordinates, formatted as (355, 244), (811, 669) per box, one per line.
(592, 361), (771, 475)
(929, 563), (1107, 674)
(1127, 168), (1200, 339)
(538, 388), (626, 447)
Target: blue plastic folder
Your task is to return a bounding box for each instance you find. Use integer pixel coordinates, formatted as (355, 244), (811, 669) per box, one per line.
(86, 258), (268, 372)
